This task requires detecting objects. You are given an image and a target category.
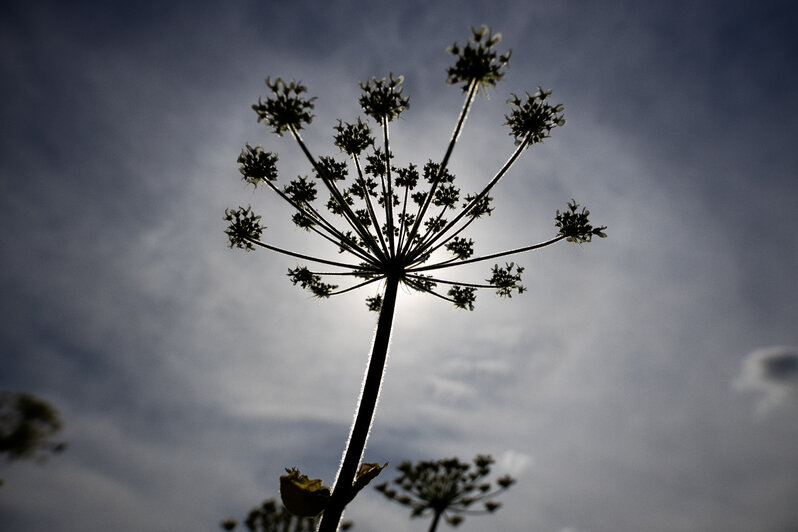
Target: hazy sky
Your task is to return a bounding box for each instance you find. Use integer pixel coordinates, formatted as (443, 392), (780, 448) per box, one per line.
(2, 1), (797, 531)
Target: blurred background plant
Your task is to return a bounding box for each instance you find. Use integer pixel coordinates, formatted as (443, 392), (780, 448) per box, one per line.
(0, 391), (66, 486)
(375, 454), (516, 531)
(219, 498), (352, 532)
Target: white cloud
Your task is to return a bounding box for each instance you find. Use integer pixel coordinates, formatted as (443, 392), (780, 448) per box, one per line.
(427, 374), (478, 404)
(498, 449), (533, 476)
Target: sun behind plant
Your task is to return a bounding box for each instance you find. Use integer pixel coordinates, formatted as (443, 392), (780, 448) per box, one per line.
(225, 25), (606, 531)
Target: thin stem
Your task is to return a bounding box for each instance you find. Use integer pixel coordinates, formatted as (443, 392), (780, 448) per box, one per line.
(262, 179), (375, 265)
(395, 180), (412, 253)
(305, 223), (380, 267)
(402, 80), (478, 256)
(277, 188), (378, 265)
(307, 269), (380, 277)
(401, 280), (458, 306)
(408, 138), (530, 263)
(353, 155), (390, 257)
(288, 205), (381, 267)
(382, 118), (397, 256)
(318, 274), (400, 532)
(428, 511), (443, 532)
(406, 274), (494, 290)
(409, 235), (565, 272)
(290, 127), (386, 261)
(248, 238), (370, 271)
(409, 201), (451, 258)
(327, 277), (384, 297)
(409, 206), (478, 267)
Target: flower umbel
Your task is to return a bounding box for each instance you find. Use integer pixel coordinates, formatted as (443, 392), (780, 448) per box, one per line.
(238, 143), (278, 187)
(505, 87), (566, 146)
(252, 78), (316, 136)
(223, 206), (263, 251)
(556, 199), (608, 243)
(224, 25), (606, 532)
(333, 118), (375, 156)
(359, 73), (410, 122)
(447, 25), (511, 94)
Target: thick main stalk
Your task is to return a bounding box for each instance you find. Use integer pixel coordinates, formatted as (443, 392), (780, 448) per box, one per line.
(428, 511), (443, 532)
(318, 274), (400, 532)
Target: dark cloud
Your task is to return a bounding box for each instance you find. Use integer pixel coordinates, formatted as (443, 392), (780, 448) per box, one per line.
(735, 346), (798, 414)
(761, 352), (798, 382)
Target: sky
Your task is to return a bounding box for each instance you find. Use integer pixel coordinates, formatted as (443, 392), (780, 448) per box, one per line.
(1, 1), (797, 531)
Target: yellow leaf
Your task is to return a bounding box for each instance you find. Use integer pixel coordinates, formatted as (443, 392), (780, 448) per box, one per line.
(279, 468), (331, 517)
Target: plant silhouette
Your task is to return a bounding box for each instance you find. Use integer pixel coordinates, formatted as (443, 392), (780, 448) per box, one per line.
(376, 455), (515, 531)
(225, 25), (606, 530)
(220, 498), (352, 532)
(0, 391), (66, 486)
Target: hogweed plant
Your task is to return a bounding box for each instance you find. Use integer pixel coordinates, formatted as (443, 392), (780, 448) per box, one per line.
(375, 455), (516, 532)
(224, 25), (606, 531)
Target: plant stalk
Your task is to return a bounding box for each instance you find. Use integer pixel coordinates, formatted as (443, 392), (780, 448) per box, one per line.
(317, 274), (400, 531)
(428, 511), (443, 532)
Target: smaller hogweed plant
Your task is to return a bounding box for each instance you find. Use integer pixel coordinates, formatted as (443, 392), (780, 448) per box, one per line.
(376, 455), (516, 532)
(225, 25), (606, 531)
(220, 498), (352, 532)
(0, 391), (67, 487)
(0, 392), (66, 461)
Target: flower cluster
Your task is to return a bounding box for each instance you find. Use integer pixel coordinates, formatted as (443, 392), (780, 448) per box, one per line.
(333, 118), (374, 156)
(225, 27), (605, 311)
(358, 73), (410, 123)
(287, 266), (337, 298)
(224, 206), (263, 251)
(489, 262), (525, 297)
(555, 199), (608, 243)
(238, 143), (279, 187)
(447, 25), (511, 93)
(252, 78), (316, 136)
(505, 87), (566, 146)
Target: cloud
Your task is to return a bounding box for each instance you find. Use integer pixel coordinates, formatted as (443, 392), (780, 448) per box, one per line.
(498, 449), (532, 476)
(734, 346), (798, 415)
